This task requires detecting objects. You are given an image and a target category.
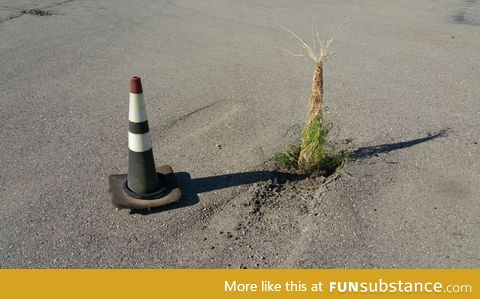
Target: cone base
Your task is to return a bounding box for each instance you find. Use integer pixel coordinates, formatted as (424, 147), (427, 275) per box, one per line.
(108, 165), (182, 210)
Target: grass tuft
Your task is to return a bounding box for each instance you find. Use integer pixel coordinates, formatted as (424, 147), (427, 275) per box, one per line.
(298, 115), (326, 170)
(274, 145), (300, 168)
(275, 116), (348, 176)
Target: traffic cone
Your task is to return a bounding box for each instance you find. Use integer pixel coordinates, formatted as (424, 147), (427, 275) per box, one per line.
(108, 76), (181, 210)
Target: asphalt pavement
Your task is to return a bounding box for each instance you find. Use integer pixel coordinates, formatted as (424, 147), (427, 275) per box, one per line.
(0, 0), (479, 268)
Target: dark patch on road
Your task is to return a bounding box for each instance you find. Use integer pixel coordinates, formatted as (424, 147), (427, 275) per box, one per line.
(22, 9), (53, 16)
(0, 0), (74, 23)
(453, 0), (480, 25)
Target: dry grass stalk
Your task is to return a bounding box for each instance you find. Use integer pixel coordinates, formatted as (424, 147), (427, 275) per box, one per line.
(281, 26), (333, 171)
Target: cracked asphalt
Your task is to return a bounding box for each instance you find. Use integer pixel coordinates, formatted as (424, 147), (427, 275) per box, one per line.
(0, 0), (479, 268)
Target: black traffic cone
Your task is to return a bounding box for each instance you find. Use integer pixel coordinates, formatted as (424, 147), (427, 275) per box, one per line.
(108, 76), (181, 210)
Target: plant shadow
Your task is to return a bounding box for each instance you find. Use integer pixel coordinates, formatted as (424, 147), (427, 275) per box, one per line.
(130, 170), (306, 215)
(353, 128), (449, 159)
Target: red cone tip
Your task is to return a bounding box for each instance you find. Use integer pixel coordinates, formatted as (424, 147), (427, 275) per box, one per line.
(130, 76), (143, 94)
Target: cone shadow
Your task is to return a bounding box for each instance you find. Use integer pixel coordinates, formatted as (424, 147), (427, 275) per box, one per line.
(130, 170), (305, 215)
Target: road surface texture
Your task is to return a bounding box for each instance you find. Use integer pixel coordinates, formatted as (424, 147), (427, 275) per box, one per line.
(1, 0), (479, 268)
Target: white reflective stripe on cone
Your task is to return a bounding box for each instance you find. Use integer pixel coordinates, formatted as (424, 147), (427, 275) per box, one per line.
(128, 132), (153, 152)
(129, 93), (148, 123)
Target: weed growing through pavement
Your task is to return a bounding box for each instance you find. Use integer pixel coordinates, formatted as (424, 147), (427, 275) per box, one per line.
(276, 25), (348, 175)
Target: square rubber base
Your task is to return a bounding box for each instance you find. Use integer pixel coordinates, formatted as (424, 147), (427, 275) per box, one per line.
(108, 165), (182, 210)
